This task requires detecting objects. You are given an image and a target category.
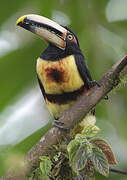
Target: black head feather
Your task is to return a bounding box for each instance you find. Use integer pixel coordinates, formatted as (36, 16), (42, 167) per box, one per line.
(40, 26), (82, 61)
(63, 26), (80, 47)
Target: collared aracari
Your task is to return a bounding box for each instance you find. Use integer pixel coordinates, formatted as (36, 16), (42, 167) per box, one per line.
(16, 14), (96, 127)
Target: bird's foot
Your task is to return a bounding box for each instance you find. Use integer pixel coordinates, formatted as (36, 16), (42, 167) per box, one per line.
(88, 80), (100, 88)
(53, 120), (69, 131)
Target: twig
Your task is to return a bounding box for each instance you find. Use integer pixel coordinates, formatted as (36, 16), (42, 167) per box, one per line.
(110, 167), (127, 175)
(2, 55), (127, 180)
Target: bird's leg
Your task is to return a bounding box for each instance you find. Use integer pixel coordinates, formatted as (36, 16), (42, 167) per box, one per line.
(88, 80), (101, 88)
(53, 120), (69, 131)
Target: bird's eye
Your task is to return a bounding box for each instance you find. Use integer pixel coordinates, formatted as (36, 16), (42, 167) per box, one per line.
(67, 34), (73, 40)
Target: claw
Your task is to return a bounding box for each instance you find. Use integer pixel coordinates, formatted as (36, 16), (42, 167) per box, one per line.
(88, 80), (100, 88)
(53, 120), (69, 131)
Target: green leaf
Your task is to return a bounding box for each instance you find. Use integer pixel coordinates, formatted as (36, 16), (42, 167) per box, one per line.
(72, 142), (93, 172)
(90, 138), (117, 165)
(67, 134), (88, 164)
(91, 146), (109, 177)
(81, 124), (100, 137)
(40, 174), (49, 180)
(83, 158), (95, 180)
(75, 175), (95, 180)
(67, 138), (81, 163)
(28, 176), (34, 180)
(67, 134), (94, 174)
(39, 156), (52, 179)
(75, 134), (87, 142)
(84, 176), (95, 180)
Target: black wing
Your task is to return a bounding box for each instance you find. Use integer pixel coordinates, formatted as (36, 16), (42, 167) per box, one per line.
(74, 54), (93, 88)
(75, 54), (96, 115)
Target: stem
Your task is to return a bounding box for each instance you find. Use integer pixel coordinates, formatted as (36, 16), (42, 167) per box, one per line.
(110, 167), (127, 175)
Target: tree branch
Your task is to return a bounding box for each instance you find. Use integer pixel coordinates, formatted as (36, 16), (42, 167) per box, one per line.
(2, 55), (127, 180)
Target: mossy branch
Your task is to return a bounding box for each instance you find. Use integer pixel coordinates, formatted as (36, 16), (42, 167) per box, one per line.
(2, 55), (127, 180)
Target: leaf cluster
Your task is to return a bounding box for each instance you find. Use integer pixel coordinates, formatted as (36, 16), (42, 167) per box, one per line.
(67, 124), (117, 180)
(29, 124), (117, 180)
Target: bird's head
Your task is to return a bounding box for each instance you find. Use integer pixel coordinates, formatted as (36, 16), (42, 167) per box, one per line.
(16, 14), (80, 52)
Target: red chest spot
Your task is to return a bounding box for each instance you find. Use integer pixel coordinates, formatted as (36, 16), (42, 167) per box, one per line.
(45, 67), (65, 83)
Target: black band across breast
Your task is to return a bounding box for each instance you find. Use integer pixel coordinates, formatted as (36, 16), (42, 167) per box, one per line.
(45, 85), (88, 104)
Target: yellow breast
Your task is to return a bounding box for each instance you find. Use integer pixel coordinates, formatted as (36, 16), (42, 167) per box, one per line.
(36, 55), (84, 94)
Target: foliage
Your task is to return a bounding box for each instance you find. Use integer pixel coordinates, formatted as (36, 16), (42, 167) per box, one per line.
(113, 73), (127, 93)
(90, 138), (117, 165)
(67, 123), (117, 179)
(39, 156), (52, 180)
(29, 123), (117, 180)
(29, 156), (52, 180)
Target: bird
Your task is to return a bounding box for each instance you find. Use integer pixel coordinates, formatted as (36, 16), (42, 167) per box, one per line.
(16, 14), (96, 129)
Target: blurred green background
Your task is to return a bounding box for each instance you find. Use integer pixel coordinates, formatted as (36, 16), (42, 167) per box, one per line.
(0, 0), (127, 179)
